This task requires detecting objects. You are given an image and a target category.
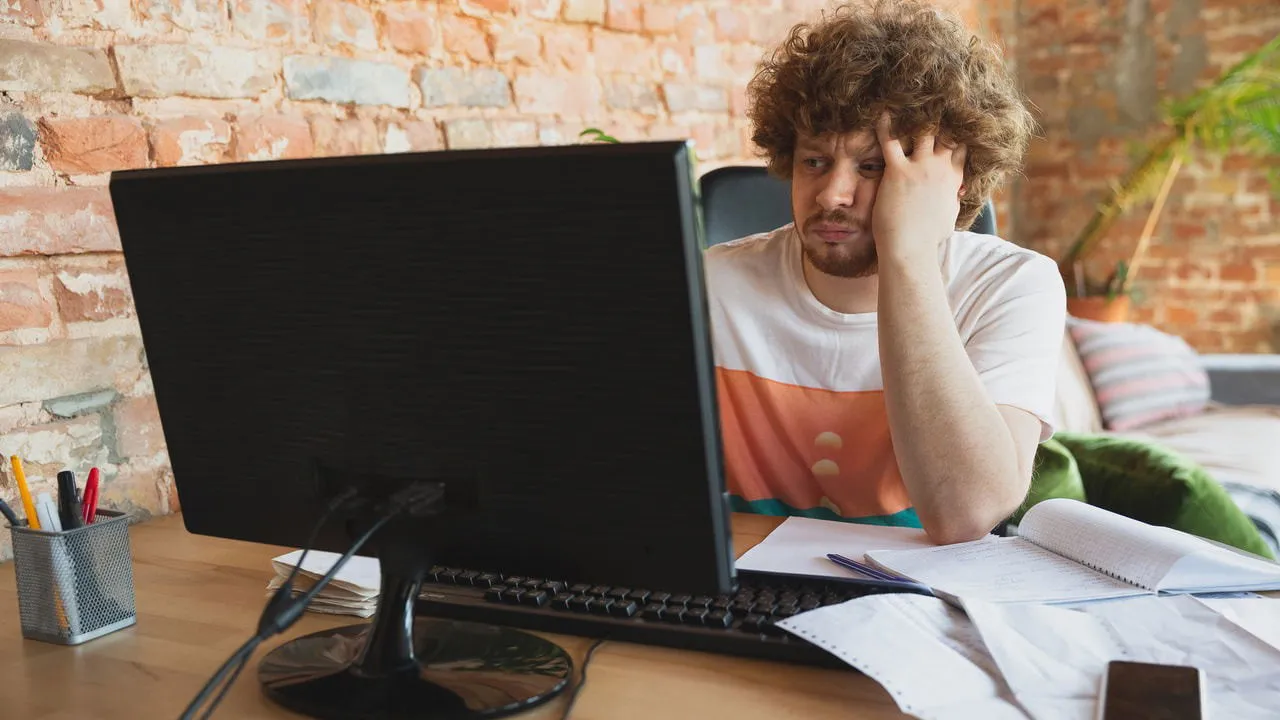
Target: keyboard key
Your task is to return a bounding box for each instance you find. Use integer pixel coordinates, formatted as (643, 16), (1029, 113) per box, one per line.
(504, 576), (526, 587)
(521, 591), (548, 608)
(439, 569), (461, 583)
(606, 587), (630, 600)
(484, 587), (505, 603)
(664, 607), (686, 624)
(799, 599), (820, 612)
(475, 573), (501, 588)
(568, 596), (593, 613)
(569, 583), (591, 595)
(501, 588), (524, 604)
(640, 603), (665, 621)
(609, 600), (637, 618)
(773, 606), (799, 620)
(591, 598), (614, 615)
(706, 610), (733, 629)
(690, 596), (714, 608)
(521, 579), (543, 590)
(712, 598), (732, 611)
(588, 585), (611, 597)
(683, 608), (709, 626)
(552, 593), (574, 610)
(669, 594), (692, 607)
(457, 570), (480, 585)
(627, 589), (650, 603)
(427, 566), (446, 582)
(729, 600), (753, 614)
(648, 592), (671, 604)
(741, 614), (767, 633)
(540, 581), (566, 594)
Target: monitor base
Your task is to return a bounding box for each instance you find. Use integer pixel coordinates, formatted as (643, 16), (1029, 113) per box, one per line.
(257, 494), (572, 719)
(258, 619), (572, 719)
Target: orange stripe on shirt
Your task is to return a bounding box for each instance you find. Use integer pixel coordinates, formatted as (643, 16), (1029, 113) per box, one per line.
(715, 367), (912, 520)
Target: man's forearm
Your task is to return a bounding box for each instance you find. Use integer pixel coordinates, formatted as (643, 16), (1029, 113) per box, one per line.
(877, 255), (1027, 543)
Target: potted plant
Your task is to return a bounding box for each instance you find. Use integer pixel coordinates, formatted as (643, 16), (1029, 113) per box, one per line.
(1058, 34), (1280, 322)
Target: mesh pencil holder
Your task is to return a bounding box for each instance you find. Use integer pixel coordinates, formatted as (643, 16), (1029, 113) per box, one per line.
(8, 510), (138, 645)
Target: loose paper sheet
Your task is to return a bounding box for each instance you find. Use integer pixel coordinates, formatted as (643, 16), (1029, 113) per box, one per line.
(734, 516), (935, 579)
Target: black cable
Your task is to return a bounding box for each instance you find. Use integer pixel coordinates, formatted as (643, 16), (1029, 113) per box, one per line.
(560, 638), (607, 720)
(197, 637), (260, 720)
(279, 487), (360, 602)
(180, 484), (440, 720)
(181, 635), (260, 720)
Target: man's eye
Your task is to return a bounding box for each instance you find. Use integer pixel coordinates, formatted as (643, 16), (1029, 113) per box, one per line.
(802, 157), (827, 169)
(860, 163), (884, 174)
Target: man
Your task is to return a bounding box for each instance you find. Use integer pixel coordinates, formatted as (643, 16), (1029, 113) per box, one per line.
(706, 0), (1066, 544)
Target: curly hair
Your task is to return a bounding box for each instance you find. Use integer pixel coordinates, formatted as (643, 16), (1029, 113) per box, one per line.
(747, 0), (1035, 229)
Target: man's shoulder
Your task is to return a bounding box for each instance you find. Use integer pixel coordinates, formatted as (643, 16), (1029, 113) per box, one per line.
(704, 224), (793, 268)
(947, 230), (1062, 286)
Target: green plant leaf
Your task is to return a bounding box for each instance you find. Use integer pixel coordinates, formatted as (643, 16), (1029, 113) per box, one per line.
(1060, 32), (1280, 279)
(578, 128), (620, 144)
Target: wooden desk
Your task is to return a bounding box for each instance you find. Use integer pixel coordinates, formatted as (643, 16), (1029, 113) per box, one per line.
(0, 513), (905, 719)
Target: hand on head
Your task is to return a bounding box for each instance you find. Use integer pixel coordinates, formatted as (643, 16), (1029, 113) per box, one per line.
(870, 112), (967, 265)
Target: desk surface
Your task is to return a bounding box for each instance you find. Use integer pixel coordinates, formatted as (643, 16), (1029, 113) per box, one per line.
(0, 513), (906, 719)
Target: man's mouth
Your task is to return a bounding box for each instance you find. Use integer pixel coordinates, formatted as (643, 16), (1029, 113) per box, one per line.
(811, 224), (858, 242)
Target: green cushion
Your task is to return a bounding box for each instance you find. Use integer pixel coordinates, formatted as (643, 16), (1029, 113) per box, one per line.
(1014, 437), (1087, 525)
(1053, 432), (1275, 560)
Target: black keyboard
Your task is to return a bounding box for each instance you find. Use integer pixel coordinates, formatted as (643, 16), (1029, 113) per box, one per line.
(414, 565), (933, 669)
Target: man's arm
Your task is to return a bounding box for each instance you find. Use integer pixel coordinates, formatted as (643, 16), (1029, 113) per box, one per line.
(877, 259), (1044, 544)
(870, 114), (1061, 544)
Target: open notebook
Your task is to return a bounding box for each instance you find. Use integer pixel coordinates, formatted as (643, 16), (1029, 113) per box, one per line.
(864, 498), (1280, 604)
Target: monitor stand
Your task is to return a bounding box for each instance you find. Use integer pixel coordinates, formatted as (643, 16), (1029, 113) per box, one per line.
(256, 509), (573, 719)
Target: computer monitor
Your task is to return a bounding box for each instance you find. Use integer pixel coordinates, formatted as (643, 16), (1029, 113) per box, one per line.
(108, 141), (734, 719)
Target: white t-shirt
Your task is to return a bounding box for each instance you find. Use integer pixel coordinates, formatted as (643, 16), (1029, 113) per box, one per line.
(704, 224), (1066, 525)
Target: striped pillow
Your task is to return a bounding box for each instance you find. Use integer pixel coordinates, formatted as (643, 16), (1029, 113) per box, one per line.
(1067, 318), (1210, 431)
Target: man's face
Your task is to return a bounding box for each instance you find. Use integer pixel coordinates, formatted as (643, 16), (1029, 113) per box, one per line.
(790, 129), (883, 279)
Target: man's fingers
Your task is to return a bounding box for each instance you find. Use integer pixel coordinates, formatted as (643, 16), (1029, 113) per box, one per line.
(914, 133), (934, 156)
(876, 112), (906, 164)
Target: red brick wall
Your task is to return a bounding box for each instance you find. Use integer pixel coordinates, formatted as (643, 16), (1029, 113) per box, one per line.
(0, 0), (986, 551)
(1008, 0), (1280, 352)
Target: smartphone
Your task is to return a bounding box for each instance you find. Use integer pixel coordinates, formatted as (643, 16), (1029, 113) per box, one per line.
(1095, 660), (1206, 720)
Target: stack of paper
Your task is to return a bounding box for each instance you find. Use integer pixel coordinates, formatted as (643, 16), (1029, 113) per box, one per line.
(267, 550), (381, 618)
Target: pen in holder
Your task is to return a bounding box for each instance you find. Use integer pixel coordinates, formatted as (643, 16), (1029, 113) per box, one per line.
(8, 509), (137, 645)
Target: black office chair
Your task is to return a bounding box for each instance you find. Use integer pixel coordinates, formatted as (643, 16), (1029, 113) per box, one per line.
(699, 165), (997, 247)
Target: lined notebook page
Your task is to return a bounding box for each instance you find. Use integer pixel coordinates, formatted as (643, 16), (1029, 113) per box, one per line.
(864, 537), (1145, 604)
(1019, 499), (1211, 591)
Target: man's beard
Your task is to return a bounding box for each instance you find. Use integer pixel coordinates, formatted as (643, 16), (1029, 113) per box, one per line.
(799, 211), (877, 279)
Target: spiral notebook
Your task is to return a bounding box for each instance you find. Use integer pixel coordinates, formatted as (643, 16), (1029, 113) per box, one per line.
(863, 498), (1280, 605)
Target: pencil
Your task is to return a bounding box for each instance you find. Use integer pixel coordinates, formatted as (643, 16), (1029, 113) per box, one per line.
(9, 455), (38, 530)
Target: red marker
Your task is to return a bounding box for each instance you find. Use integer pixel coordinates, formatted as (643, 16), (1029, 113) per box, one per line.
(82, 467), (101, 524)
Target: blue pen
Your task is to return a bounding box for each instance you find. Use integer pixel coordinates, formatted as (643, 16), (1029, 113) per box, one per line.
(826, 553), (908, 582)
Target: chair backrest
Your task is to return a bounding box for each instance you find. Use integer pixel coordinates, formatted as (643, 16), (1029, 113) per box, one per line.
(699, 165), (997, 246)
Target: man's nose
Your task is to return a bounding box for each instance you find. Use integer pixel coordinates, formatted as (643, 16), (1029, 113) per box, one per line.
(815, 168), (857, 212)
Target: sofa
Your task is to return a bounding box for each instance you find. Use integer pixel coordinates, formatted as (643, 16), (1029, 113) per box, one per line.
(1053, 329), (1280, 555)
